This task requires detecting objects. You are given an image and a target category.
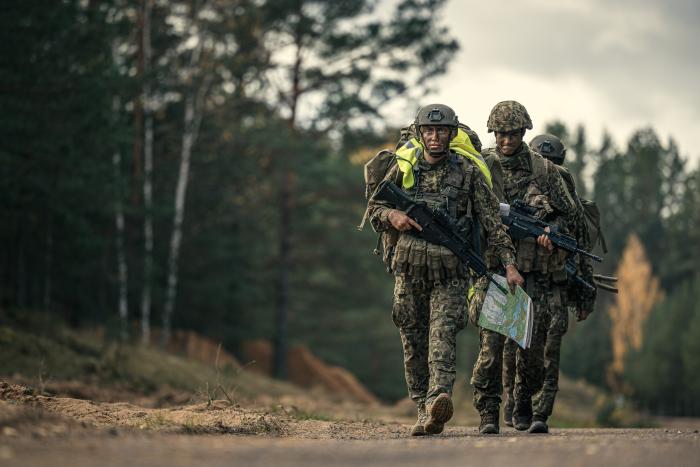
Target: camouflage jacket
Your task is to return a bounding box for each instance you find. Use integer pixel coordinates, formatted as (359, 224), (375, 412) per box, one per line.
(368, 151), (516, 281)
(484, 143), (582, 274)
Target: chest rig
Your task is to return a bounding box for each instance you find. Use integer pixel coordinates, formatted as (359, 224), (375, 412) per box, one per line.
(391, 153), (479, 281)
(410, 153), (474, 234)
(502, 149), (566, 274)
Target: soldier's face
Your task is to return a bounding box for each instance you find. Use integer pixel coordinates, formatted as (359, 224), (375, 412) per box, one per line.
(420, 125), (451, 156)
(495, 129), (525, 155)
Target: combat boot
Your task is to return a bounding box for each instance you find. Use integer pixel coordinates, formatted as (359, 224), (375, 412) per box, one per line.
(528, 414), (549, 434)
(410, 403), (428, 436)
(513, 401), (532, 431)
(479, 412), (499, 435)
(424, 393), (453, 435)
(503, 398), (514, 427)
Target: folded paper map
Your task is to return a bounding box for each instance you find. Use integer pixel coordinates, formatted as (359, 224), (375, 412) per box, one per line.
(477, 274), (533, 349)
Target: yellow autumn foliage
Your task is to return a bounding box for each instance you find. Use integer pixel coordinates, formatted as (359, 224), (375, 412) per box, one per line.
(608, 234), (664, 390)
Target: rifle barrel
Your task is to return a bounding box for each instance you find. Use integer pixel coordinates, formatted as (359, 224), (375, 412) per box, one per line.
(595, 281), (619, 293)
(593, 274), (617, 282)
(575, 248), (603, 262)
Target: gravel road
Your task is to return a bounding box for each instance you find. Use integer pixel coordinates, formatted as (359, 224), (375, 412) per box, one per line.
(3, 427), (699, 467)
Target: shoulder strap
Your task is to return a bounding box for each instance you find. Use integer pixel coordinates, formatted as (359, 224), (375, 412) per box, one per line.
(529, 150), (547, 181)
(530, 150), (577, 208)
(481, 149), (497, 171)
(445, 153), (467, 187)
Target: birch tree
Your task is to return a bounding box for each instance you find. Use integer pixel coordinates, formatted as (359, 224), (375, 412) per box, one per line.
(160, 0), (263, 344)
(162, 54), (210, 346)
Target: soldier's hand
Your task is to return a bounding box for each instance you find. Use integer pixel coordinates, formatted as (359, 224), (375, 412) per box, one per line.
(505, 264), (524, 293)
(537, 226), (554, 252)
(388, 209), (422, 232)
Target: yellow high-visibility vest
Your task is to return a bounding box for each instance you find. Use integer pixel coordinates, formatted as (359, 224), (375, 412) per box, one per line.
(395, 128), (492, 190)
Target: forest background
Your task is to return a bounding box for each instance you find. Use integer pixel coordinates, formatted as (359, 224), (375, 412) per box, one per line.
(2, 0), (699, 417)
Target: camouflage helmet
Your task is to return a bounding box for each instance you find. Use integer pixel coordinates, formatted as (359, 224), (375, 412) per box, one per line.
(530, 134), (566, 165)
(486, 100), (533, 133)
(415, 104), (459, 129)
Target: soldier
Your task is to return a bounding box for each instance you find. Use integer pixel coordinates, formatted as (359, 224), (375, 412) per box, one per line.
(482, 101), (581, 434)
(367, 104), (523, 436)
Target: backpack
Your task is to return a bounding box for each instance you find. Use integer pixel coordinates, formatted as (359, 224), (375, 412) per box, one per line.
(362, 149), (397, 204)
(580, 198), (608, 255)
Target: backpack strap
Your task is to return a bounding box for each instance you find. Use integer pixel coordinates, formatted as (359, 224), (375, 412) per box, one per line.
(530, 150), (577, 208)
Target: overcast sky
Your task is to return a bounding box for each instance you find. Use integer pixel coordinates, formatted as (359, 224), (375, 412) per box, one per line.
(392, 0), (700, 166)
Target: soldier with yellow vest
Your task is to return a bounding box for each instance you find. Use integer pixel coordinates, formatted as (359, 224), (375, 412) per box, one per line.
(367, 104), (523, 436)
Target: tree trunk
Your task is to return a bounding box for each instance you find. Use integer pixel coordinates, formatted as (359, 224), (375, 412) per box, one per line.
(112, 97), (129, 341)
(140, 0), (154, 345)
(273, 171), (292, 379)
(161, 18), (209, 345)
(162, 74), (207, 346)
(162, 94), (194, 347)
(273, 34), (302, 379)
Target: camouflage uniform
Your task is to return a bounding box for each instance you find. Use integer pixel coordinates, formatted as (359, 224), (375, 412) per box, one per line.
(532, 282), (568, 419)
(486, 141), (581, 425)
(502, 334), (517, 421)
(470, 151), (509, 418)
(369, 150), (516, 411)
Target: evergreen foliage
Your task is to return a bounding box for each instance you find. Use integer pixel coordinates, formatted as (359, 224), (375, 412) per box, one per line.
(1, 1), (698, 409)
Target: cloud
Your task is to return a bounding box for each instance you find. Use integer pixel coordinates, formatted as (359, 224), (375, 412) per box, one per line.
(402, 0), (700, 165)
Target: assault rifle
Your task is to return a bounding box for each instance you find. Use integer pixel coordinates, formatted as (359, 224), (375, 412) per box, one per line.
(499, 201), (602, 291)
(373, 180), (508, 294)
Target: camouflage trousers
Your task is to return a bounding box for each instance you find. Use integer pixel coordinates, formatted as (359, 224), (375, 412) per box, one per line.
(503, 282), (568, 420)
(472, 328), (506, 415)
(496, 273), (552, 420)
(392, 274), (468, 407)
